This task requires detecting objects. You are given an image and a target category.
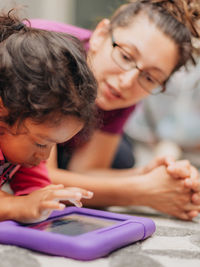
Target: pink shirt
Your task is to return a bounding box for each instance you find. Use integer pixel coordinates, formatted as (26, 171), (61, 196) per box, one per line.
(0, 149), (50, 195)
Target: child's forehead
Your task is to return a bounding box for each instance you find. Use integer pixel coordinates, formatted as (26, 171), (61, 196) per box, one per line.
(23, 117), (84, 144)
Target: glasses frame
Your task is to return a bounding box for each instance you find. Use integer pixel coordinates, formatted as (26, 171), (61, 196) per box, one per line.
(111, 35), (166, 95)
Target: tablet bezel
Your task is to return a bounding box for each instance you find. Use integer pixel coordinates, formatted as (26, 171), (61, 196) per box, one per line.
(0, 207), (156, 260)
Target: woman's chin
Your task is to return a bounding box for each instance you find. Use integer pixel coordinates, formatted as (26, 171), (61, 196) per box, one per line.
(95, 97), (113, 111)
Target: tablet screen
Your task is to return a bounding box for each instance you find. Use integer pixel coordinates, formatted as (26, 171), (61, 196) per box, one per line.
(29, 213), (121, 236)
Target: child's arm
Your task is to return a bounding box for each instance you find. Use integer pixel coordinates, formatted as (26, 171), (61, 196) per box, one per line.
(0, 185), (93, 223)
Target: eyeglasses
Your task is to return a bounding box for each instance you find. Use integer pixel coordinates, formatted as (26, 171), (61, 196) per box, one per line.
(111, 35), (166, 95)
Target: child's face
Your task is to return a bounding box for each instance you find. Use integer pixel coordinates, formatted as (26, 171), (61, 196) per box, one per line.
(89, 15), (179, 111)
(0, 116), (83, 167)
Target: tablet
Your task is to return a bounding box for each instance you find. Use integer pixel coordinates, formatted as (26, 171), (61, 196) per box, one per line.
(0, 207), (155, 260)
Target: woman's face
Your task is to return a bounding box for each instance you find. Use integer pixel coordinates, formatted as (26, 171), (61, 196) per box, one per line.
(88, 15), (179, 111)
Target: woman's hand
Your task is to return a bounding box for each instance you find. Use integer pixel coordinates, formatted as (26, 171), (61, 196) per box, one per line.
(137, 166), (200, 220)
(166, 160), (200, 218)
(14, 184), (93, 223)
(141, 156), (175, 174)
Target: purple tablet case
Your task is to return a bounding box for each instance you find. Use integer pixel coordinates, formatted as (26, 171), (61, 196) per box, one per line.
(0, 207), (155, 260)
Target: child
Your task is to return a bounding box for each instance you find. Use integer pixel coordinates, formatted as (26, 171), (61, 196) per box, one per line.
(31, 0), (200, 220)
(0, 9), (97, 223)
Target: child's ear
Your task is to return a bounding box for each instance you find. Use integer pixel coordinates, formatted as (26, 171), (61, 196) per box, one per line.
(0, 97), (8, 117)
(89, 19), (111, 52)
(0, 98), (9, 134)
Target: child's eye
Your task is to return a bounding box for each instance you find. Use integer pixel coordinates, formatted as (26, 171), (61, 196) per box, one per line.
(35, 143), (47, 149)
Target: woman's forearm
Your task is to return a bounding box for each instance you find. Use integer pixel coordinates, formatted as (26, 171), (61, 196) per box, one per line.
(48, 167), (146, 207)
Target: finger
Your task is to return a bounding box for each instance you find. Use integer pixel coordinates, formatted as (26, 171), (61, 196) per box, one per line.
(184, 167), (200, 192)
(67, 198), (83, 208)
(184, 179), (200, 192)
(167, 160), (191, 178)
(47, 189), (83, 202)
(65, 187), (94, 199)
(177, 212), (191, 221)
(190, 166), (199, 180)
(40, 200), (65, 211)
(42, 184), (64, 191)
(184, 202), (200, 211)
(162, 156), (176, 166)
(191, 193), (200, 204)
(150, 156), (175, 168)
(187, 210), (199, 219)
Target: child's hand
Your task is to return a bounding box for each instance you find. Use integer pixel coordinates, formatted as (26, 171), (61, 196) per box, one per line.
(16, 184), (93, 223)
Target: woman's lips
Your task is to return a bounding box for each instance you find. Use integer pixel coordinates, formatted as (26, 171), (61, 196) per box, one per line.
(103, 82), (122, 100)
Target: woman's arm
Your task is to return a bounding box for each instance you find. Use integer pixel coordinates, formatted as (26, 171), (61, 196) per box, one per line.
(47, 136), (200, 220)
(68, 130), (122, 171)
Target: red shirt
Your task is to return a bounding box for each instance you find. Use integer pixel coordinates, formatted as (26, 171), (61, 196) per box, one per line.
(0, 150), (50, 196)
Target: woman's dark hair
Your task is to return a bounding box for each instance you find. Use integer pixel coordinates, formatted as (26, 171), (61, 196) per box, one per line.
(109, 0), (200, 73)
(0, 9), (97, 133)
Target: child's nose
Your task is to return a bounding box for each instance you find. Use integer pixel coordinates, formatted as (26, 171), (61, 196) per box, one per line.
(119, 68), (139, 89)
(36, 149), (51, 161)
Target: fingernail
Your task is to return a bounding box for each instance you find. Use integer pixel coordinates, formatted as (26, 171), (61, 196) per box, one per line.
(88, 191), (94, 197)
(59, 203), (65, 209)
(75, 192), (82, 199)
(82, 191), (94, 199)
(185, 179), (192, 186)
(75, 202), (82, 208)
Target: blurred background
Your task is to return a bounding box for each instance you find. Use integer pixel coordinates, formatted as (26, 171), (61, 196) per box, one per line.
(0, 0), (124, 28)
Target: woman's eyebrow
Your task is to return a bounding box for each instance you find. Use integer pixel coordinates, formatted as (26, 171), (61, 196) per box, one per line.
(122, 42), (141, 57)
(119, 40), (168, 79)
(128, 44), (167, 77)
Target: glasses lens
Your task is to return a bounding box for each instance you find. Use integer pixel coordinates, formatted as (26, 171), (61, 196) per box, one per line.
(139, 72), (163, 94)
(111, 38), (164, 95)
(112, 46), (134, 71)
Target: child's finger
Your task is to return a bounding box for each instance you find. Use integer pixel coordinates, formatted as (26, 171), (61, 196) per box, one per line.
(65, 187), (94, 199)
(40, 200), (65, 211)
(47, 189), (83, 201)
(67, 198), (83, 208)
(42, 184), (64, 191)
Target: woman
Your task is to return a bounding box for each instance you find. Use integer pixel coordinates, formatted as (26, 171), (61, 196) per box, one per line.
(31, 0), (200, 220)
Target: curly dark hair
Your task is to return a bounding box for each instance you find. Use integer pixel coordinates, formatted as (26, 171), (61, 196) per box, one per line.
(0, 9), (97, 133)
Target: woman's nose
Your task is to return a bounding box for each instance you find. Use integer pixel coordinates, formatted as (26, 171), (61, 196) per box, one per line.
(119, 68), (139, 89)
